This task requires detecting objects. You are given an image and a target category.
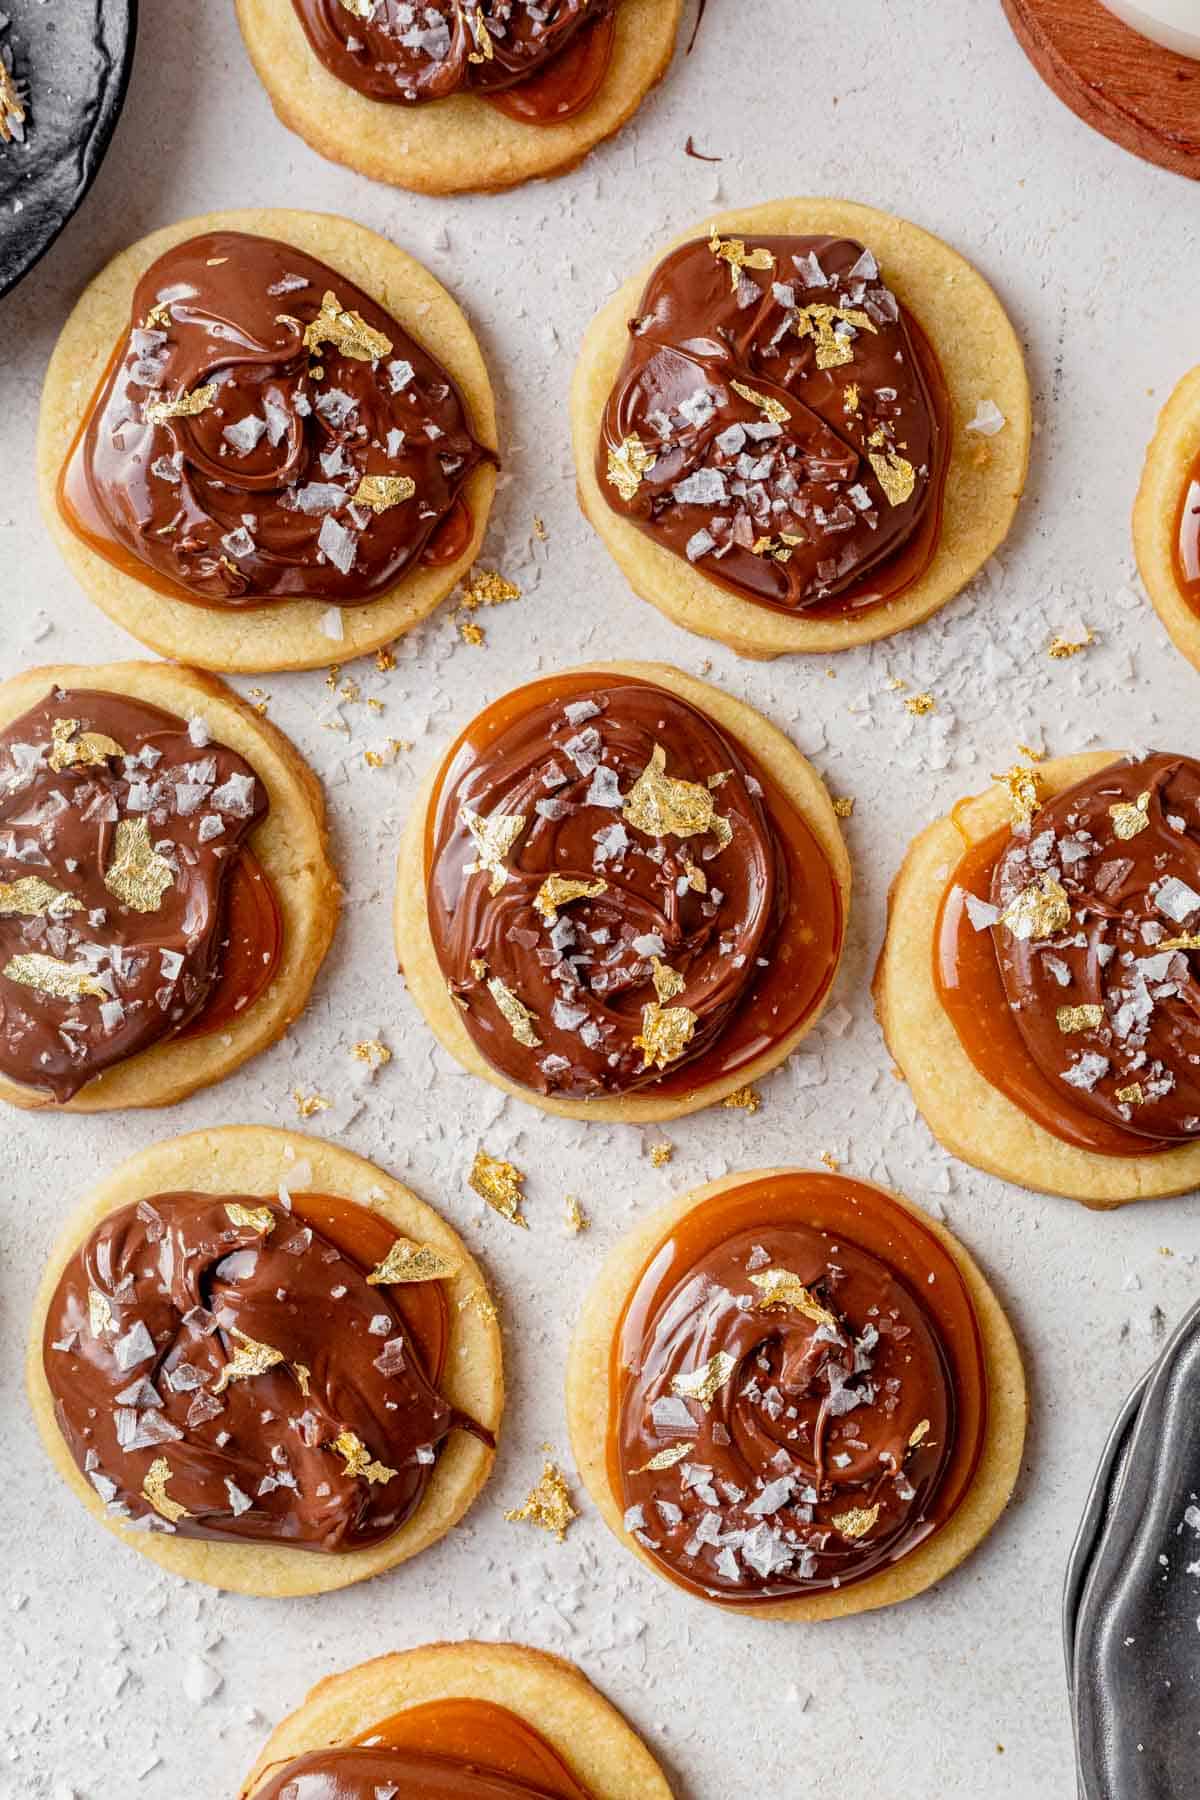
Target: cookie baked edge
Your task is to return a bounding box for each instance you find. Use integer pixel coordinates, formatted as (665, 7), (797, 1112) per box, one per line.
(1133, 364), (1200, 675)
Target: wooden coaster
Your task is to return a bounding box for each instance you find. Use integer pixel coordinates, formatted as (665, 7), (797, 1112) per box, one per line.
(1002, 0), (1200, 180)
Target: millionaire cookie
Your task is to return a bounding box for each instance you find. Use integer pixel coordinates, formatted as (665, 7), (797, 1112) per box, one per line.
(234, 0), (682, 196)
(38, 208), (498, 672)
(28, 1127), (503, 1597)
(238, 1641), (671, 1798)
(0, 661), (337, 1112)
(877, 751), (1200, 1206)
(572, 198), (1030, 660)
(568, 1168), (1025, 1620)
(1134, 365), (1200, 675)
(394, 660), (851, 1122)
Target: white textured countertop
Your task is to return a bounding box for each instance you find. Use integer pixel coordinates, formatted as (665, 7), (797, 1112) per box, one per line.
(2, 3), (1198, 1795)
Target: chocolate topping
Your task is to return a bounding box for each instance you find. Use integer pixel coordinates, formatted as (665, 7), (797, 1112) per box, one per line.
(61, 231), (492, 608)
(427, 677), (793, 1100)
(614, 1173), (986, 1604)
(290, 0), (615, 116)
(0, 689), (270, 1102)
(598, 233), (948, 615)
(43, 1192), (478, 1552)
(989, 753), (1200, 1143)
(252, 1747), (565, 1800)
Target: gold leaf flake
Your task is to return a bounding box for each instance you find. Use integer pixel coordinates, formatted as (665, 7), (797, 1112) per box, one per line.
(683, 859), (707, 894)
(211, 1328), (285, 1394)
(793, 303), (877, 371)
(1156, 934), (1200, 953)
(337, 0), (375, 14)
(0, 60), (25, 144)
(820, 1149), (840, 1172)
(331, 1429), (396, 1486)
(606, 434), (656, 502)
(467, 3), (494, 61)
(992, 763), (1043, 830)
(487, 975), (541, 1048)
(671, 1350), (737, 1410)
(351, 473), (416, 513)
(869, 442), (917, 507)
(143, 302), (173, 331)
(636, 1443), (691, 1473)
(730, 379), (790, 425)
(1057, 1004), (1104, 1034)
(458, 1286), (499, 1322)
(999, 874), (1071, 942)
(904, 692), (935, 716)
(104, 818), (174, 914)
(351, 1039), (391, 1070)
(534, 875), (607, 923)
(459, 619), (486, 647)
(0, 877), (81, 918)
(144, 383), (218, 425)
(367, 1237), (459, 1284)
(469, 1148), (528, 1227)
(88, 1289), (114, 1337)
(291, 1087), (330, 1119)
(142, 1458), (189, 1524)
(634, 1000), (699, 1071)
(301, 290), (392, 362)
(623, 744), (719, 841)
(749, 1267), (837, 1327)
(649, 1141), (673, 1168)
(294, 1363), (312, 1397)
(909, 1419), (931, 1448)
(47, 718), (125, 772)
(832, 796), (855, 819)
(2, 954), (106, 1001)
(224, 1202), (275, 1235)
(651, 957), (686, 1003)
(843, 382), (861, 415)
(1109, 792), (1151, 840)
(564, 1194), (588, 1234)
(463, 807), (527, 897)
(832, 1502), (880, 1540)
(708, 227), (775, 291)
(1048, 629), (1095, 659)
(723, 1084), (762, 1112)
(1116, 1083), (1146, 1106)
(505, 1461), (577, 1541)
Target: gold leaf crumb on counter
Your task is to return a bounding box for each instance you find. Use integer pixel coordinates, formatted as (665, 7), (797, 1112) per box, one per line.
(564, 1194), (588, 1234)
(832, 796), (855, 819)
(1047, 629), (1095, 659)
(142, 1458), (189, 1524)
(722, 1084), (762, 1113)
(832, 1503), (881, 1540)
(459, 619), (486, 647)
(2, 954), (106, 1001)
(459, 568), (521, 611)
(671, 1350), (736, 1410)
(820, 1150), (840, 1172)
(224, 1202), (275, 1235)
(368, 1238), (459, 1284)
(301, 289), (392, 361)
(606, 433), (656, 501)
(351, 474), (416, 513)
(104, 818), (174, 914)
(505, 1461), (578, 1541)
(291, 1087), (330, 1120)
(0, 59), (25, 144)
(330, 1429), (396, 1486)
(351, 1038), (391, 1070)
(649, 1142), (674, 1168)
(469, 1148), (528, 1227)
(903, 692), (935, 716)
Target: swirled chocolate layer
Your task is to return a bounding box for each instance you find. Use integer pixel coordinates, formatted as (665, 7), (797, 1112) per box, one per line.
(290, 0), (615, 120)
(43, 1191), (480, 1552)
(61, 231), (492, 608)
(988, 753), (1200, 1142)
(598, 232), (948, 615)
(614, 1173), (985, 1604)
(426, 677), (799, 1100)
(0, 689), (272, 1102)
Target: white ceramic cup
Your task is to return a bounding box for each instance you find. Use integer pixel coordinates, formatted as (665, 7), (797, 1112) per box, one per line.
(1097, 0), (1200, 58)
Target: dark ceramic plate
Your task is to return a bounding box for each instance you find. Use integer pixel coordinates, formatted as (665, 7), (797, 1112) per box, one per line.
(1066, 1299), (1200, 1800)
(0, 0), (136, 301)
